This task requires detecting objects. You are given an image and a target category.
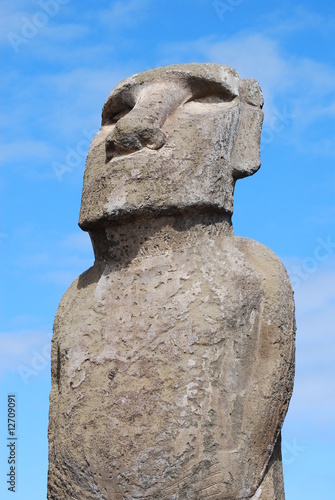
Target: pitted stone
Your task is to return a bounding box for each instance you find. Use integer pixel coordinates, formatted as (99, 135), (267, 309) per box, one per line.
(48, 63), (295, 500)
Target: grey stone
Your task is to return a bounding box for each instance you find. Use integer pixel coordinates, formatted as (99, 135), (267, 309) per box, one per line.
(48, 63), (295, 499)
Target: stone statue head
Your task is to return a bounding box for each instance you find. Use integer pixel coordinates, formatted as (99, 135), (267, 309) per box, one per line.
(78, 63), (263, 230)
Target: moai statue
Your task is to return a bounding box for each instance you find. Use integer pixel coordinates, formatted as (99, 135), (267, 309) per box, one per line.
(48, 64), (295, 499)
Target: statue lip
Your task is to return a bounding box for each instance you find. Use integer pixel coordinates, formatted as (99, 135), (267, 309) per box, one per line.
(106, 146), (158, 164)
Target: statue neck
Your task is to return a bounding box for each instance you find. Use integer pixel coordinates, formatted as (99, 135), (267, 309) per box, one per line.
(89, 212), (233, 265)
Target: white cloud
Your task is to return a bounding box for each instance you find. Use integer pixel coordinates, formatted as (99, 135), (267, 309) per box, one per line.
(40, 22), (90, 42)
(33, 39), (116, 66)
(40, 67), (122, 98)
(160, 34), (290, 110)
(261, 6), (335, 38)
(0, 330), (51, 374)
(10, 228), (94, 289)
(199, 35), (289, 94)
(0, 67), (130, 178)
(1, 1), (79, 47)
(160, 27), (335, 156)
(0, 3), (31, 43)
(24, 67), (128, 140)
(285, 261), (335, 433)
(295, 268), (335, 316)
(97, 0), (150, 27)
(309, 137), (335, 159)
(0, 139), (56, 165)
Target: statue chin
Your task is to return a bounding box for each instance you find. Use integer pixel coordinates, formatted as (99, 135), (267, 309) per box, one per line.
(48, 64), (295, 500)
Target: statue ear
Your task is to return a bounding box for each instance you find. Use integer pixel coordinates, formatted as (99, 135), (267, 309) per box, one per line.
(230, 79), (264, 180)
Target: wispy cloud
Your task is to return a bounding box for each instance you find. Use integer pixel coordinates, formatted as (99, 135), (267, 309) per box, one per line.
(0, 139), (56, 165)
(261, 6), (335, 37)
(286, 261), (335, 434)
(10, 228), (94, 287)
(0, 330), (51, 373)
(1, 0), (79, 53)
(160, 22), (335, 156)
(0, 2), (33, 44)
(97, 0), (150, 27)
(0, 67), (129, 180)
(295, 266), (335, 317)
(159, 32), (295, 127)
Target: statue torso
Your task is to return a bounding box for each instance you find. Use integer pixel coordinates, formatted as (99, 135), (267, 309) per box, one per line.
(49, 226), (294, 499)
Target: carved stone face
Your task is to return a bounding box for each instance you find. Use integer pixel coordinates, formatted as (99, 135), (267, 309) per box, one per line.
(79, 63), (263, 229)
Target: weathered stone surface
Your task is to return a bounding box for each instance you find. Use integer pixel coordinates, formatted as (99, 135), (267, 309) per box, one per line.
(48, 64), (295, 499)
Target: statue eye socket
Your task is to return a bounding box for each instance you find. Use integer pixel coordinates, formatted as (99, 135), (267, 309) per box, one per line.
(186, 93), (236, 105)
(104, 106), (132, 125)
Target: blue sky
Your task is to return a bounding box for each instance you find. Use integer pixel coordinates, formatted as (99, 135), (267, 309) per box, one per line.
(1, 0), (334, 498)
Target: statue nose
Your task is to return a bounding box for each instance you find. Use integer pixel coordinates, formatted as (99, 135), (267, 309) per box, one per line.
(105, 111), (167, 162)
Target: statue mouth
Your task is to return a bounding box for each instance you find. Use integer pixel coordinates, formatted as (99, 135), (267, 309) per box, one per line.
(105, 145), (158, 164)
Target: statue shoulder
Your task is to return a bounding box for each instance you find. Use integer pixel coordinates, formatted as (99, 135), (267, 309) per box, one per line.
(233, 235), (296, 361)
(234, 236), (293, 294)
(53, 263), (102, 332)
